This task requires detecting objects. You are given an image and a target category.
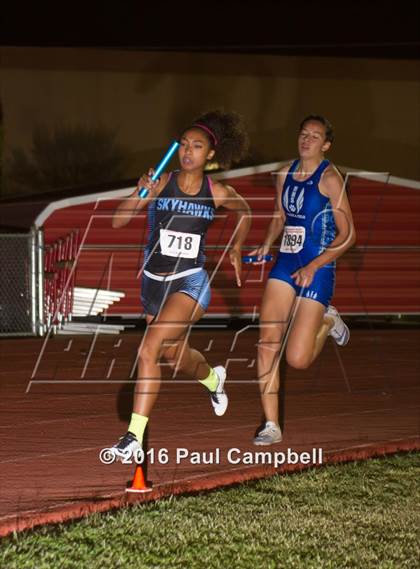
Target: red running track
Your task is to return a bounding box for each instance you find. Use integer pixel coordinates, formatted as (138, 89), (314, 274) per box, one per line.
(0, 327), (419, 536)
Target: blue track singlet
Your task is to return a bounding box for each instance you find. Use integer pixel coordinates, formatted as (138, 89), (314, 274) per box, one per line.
(269, 159), (336, 307)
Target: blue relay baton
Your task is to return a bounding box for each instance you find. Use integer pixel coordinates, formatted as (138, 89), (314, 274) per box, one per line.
(242, 254), (273, 264)
(138, 140), (180, 198)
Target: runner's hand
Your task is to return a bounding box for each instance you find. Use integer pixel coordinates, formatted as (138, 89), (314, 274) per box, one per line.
(247, 244), (271, 265)
(291, 264), (317, 287)
(135, 169), (160, 196)
(229, 248), (242, 287)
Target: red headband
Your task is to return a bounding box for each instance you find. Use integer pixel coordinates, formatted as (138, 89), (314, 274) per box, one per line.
(193, 123), (218, 146)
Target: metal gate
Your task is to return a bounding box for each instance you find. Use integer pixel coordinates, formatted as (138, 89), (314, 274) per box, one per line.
(0, 230), (44, 336)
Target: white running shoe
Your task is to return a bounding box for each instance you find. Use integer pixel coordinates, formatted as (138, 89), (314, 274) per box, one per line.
(326, 305), (350, 346)
(253, 421), (283, 446)
(210, 366), (228, 416)
(110, 431), (141, 462)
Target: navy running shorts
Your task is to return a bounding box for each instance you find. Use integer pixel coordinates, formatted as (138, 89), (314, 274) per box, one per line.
(141, 268), (211, 317)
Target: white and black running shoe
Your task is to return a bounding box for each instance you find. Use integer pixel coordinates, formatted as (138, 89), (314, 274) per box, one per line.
(110, 431), (141, 461)
(210, 366), (228, 416)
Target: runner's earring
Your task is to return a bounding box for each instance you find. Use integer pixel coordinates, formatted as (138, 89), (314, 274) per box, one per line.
(207, 150), (215, 161)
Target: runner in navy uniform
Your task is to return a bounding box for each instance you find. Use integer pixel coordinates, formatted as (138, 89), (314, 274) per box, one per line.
(110, 110), (250, 459)
(249, 115), (356, 445)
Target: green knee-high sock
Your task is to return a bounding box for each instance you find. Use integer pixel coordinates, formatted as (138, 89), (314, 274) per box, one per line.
(198, 367), (218, 392)
(128, 413), (149, 444)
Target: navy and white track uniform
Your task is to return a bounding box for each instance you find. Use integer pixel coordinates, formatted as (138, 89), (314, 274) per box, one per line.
(142, 171), (216, 316)
(269, 159), (336, 307)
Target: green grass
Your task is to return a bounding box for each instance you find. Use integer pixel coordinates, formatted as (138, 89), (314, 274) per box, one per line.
(2, 453), (419, 569)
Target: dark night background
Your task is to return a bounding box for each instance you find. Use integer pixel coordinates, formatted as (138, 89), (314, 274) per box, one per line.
(1, 0), (419, 203)
(1, 1), (419, 58)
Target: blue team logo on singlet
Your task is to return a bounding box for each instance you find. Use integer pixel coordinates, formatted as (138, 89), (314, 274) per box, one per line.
(284, 185), (305, 214)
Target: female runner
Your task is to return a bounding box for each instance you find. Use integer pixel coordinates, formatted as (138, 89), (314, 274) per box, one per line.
(249, 115), (356, 445)
(110, 110), (251, 458)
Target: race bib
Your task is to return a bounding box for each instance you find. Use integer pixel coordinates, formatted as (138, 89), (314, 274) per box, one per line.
(280, 226), (306, 253)
(160, 229), (201, 259)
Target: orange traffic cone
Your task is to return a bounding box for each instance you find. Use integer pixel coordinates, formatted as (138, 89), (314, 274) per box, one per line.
(126, 465), (152, 493)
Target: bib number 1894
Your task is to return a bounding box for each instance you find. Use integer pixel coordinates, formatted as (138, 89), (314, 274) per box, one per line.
(280, 226), (305, 254)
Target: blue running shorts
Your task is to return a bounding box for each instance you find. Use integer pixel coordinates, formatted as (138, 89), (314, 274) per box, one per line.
(268, 261), (335, 308)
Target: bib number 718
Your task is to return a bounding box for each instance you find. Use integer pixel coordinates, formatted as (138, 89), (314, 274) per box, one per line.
(167, 234), (193, 250)
(160, 229), (201, 259)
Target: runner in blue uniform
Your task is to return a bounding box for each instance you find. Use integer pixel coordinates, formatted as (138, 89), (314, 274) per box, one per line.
(110, 110), (251, 458)
(249, 115), (356, 445)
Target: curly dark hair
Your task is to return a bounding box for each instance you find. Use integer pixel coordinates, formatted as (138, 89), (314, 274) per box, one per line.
(182, 109), (249, 170)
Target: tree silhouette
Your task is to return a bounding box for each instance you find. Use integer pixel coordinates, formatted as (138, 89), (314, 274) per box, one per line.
(5, 124), (127, 196)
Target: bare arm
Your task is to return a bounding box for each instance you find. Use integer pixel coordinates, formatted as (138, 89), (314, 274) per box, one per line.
(211, 181), (252, 286)
(248, 164), (289, 262)
(262, 166), (288, 249)
(310, 167), (356, 270)
(212, 181), (252, 250)
(112, 171), (169, 229)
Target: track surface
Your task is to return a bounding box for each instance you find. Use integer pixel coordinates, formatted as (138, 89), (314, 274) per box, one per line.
(0, 328), (419, 536)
